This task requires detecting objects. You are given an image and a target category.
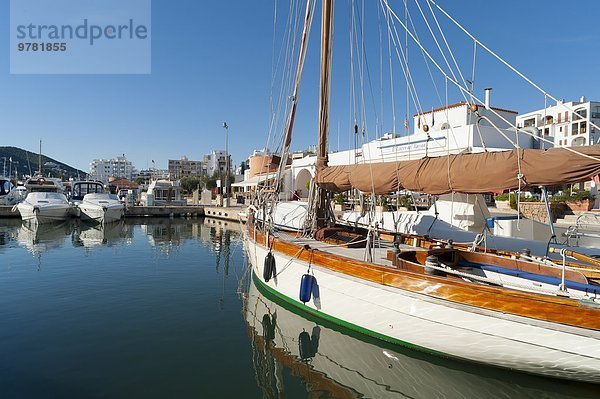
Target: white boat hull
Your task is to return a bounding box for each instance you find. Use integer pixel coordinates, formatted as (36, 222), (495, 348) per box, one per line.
(244, 235), (600, 383)
(78, 203), (124, 224)
(246, 278), (598, 398)
(17, 202), (71, 223)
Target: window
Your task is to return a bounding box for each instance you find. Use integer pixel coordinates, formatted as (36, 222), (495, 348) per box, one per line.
(557, 113), (561, 123)
(581, 121), (587, 134)
(572, 123), (579, 135)
(574, 108), (587, 120)
(523, 118), (536, 127)
(544, 128), (550, 135)
(565, 111), (569, 122)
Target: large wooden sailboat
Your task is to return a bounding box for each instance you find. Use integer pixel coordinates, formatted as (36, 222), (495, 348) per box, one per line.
(244, 0), (600, 383)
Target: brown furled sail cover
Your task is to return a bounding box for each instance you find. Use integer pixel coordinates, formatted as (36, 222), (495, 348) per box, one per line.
(316, 145), (600, 195)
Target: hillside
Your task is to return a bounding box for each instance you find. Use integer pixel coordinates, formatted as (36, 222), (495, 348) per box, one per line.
(0, 146), (87, 180)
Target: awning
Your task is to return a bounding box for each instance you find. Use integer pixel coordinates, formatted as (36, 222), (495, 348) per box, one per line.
(231, 173), (277, 189)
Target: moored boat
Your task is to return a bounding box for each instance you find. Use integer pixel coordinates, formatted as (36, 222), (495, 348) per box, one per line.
(245, 0), (600, 383)
(78, 193), (124, 224)
(0, 176), (26, 205)
(16, 177), (71, 223)
(69, 181), (124, 223)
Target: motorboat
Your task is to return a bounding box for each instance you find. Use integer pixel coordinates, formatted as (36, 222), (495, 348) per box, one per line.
(70, 181), (124, 223)
(16, 177), (71, 223)
(69, 180), (106, 202)
(16, 192), (72, 223)
(78, 193), (124, 224)
(0, 176), (26, 205)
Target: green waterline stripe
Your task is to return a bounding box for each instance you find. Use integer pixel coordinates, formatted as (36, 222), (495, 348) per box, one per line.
(252, 271), (447, 358)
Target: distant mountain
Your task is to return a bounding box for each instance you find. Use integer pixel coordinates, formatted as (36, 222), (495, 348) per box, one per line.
(0, 146), (87, 180)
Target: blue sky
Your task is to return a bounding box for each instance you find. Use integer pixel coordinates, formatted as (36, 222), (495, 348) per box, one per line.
(1, 0), (599, 173)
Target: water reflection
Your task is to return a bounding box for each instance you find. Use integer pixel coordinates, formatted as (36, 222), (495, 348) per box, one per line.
(16, 221), (73, 255)
(244, 277), (598, 399)
(0, 217), (242, 259)
(0, 219), (22, 251)
(72, 220), (133, 248)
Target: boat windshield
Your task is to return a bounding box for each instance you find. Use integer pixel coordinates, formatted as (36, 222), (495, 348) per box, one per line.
(27, 192), (66, 201)
(84, 193), (119, 201)
(72, 182), (105, 200)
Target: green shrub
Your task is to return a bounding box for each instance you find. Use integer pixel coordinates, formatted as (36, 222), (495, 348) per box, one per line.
(568, 190), (595, 201)
(494, 193), (538, 209)
(494, 193), (510, 201)
(397, 194), (412, 208)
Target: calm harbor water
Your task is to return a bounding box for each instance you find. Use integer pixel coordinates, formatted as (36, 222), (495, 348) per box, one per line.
(0, 218), (597, 398)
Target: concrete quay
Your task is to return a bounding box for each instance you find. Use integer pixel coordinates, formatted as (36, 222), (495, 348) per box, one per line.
(203, 205), (247, 222)
(124, 205), (204, 218)
(0, 204), (247, 223)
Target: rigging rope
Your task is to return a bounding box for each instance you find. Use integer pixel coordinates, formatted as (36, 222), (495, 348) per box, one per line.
(383, 1), (600, 163)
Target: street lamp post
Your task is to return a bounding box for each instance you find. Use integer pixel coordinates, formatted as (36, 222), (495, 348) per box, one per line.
(222, 122), (230, 207)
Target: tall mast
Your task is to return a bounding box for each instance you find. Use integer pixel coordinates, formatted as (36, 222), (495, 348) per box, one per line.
(315, 0), (334, 229)
(275, 0), (315, 194)
(39, 139), (42, 176)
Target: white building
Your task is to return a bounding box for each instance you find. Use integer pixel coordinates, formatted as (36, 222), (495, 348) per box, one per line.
(204, 150), (231, 176)
(235, 91), (539, 200)
(361, 96), (525, 163)
(89, 155), (135, 183)
(516, 97), (600, 148)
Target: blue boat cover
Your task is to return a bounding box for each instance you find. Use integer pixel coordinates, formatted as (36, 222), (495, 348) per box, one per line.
(461, 262), (600, 296)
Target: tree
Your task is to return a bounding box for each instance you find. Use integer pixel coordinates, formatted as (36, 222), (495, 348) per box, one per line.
(180, 176), (202, 194)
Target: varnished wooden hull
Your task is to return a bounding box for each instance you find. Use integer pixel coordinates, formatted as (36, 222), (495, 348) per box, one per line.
(244, 227), (600, 383)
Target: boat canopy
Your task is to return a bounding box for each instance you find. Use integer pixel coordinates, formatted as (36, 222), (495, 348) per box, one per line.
(316, 145), (600, 195)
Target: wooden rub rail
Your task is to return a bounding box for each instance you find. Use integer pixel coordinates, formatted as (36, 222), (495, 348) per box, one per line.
(250, 227), (600, 331)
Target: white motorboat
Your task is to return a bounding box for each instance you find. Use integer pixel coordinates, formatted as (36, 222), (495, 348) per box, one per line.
(16, 191), (72, 223)
(78, 193), (124, 224)
(69, 180), (124, 223)
(0, 176), (26, 205)
(16, 176), (71, 223)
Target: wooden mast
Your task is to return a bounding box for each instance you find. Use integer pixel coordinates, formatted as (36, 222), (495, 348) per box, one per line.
(316, 0), (334, 229)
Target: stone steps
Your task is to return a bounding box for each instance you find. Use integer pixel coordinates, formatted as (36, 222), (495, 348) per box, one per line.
(555, 212), (600, 229)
